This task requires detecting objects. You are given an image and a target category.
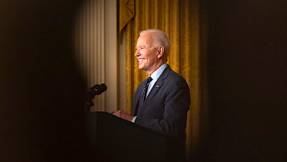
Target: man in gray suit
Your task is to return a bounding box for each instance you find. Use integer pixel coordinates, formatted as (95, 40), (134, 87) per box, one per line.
(113, 29), (190, 138)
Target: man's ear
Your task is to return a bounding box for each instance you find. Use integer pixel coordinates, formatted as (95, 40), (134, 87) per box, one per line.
(157, 47), (164, 59)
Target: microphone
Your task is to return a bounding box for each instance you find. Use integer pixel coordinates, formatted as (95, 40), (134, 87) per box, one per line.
(89, 83), (107, 95)
(85, 83), (107, 109)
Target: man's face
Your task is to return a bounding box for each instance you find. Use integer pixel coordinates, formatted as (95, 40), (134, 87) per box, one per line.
(135, 33), (160, 74)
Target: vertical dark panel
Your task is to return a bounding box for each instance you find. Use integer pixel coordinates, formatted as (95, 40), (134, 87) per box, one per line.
(206, 0), (287, 161)
(0, 0), (92, 161)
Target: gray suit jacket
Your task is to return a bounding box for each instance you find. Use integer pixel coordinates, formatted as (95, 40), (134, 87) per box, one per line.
(133, 65), (190, 137)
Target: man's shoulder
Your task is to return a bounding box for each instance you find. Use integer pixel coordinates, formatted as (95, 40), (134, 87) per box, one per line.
(165, 67), (187, 83)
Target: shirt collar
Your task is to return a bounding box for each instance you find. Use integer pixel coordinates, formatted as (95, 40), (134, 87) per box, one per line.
(150, 64), (167, 81)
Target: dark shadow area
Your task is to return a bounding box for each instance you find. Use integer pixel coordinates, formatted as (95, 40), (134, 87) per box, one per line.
(2, 0), (287, 162)
(0, 0), (93, 161)
(200, 0), (287, 162)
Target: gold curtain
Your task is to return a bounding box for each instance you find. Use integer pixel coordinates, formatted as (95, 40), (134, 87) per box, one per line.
(119, 0), (203, 158)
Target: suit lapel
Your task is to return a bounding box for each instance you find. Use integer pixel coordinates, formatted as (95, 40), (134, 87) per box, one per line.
(144, 66), (170, 103)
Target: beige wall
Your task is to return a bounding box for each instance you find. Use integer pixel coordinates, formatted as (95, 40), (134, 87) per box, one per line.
(74, 0), (122, 112)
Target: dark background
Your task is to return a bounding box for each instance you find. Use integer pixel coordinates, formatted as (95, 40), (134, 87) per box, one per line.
(0, 0), (90, 161)
(1, 0), (287, 162)
(204, 0), (287, 162)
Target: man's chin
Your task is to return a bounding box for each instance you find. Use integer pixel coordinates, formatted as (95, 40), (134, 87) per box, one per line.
(138, 65), (144, 70)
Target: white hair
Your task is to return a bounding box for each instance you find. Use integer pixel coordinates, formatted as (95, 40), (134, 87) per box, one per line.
(139, 29), (170, 59)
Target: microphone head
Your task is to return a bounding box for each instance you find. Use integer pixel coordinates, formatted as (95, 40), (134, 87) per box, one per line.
(98, 83), (107, 92)
(90, 83), (107, 95)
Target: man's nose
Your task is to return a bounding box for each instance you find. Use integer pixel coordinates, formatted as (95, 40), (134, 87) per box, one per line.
(135, 50), (140, 57)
